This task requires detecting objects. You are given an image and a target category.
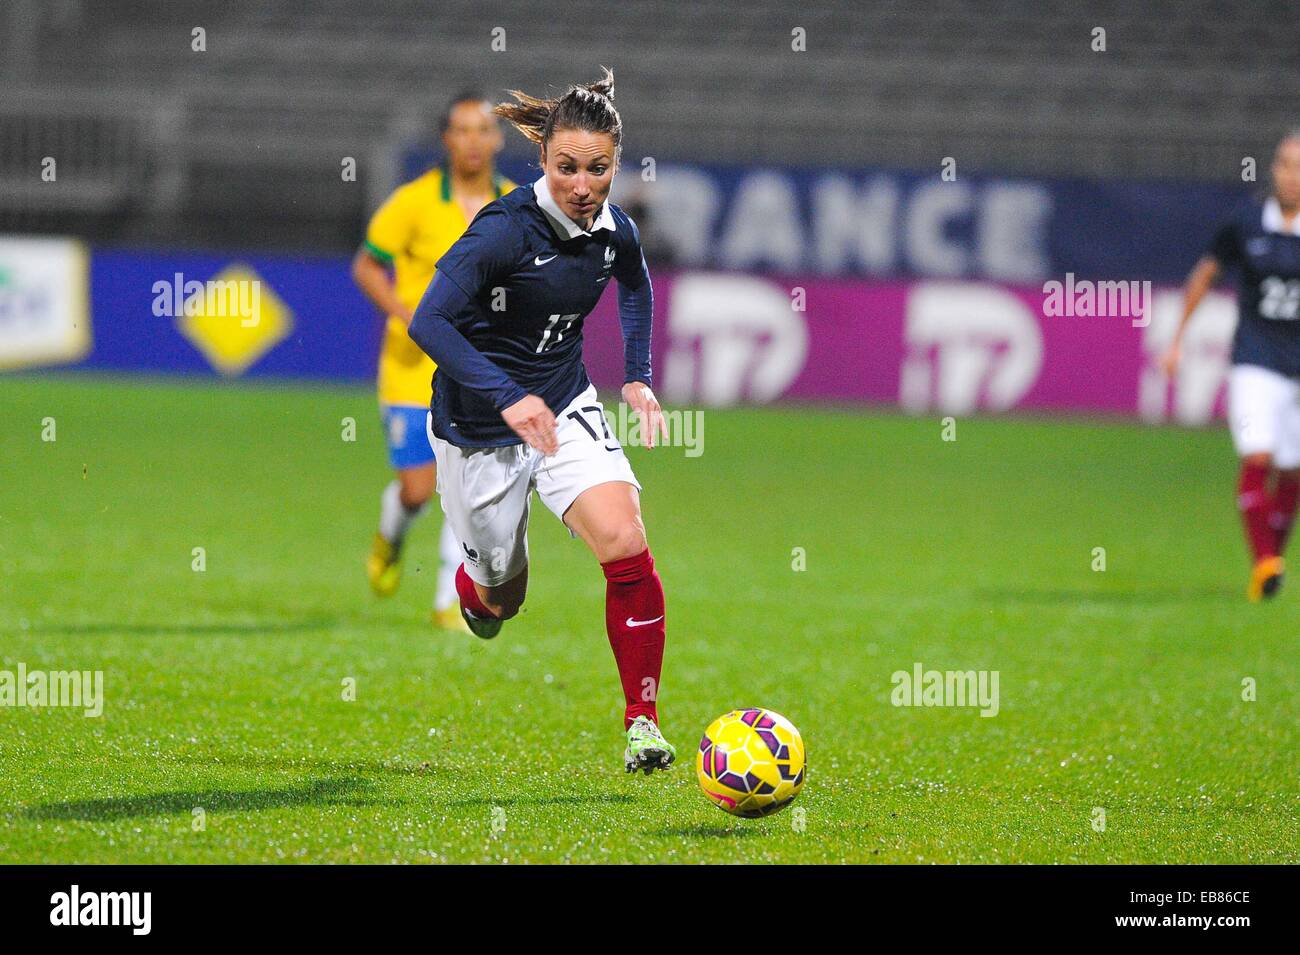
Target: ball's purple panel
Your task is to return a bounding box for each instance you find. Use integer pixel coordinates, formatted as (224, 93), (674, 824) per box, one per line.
(718, 771), (747, 792)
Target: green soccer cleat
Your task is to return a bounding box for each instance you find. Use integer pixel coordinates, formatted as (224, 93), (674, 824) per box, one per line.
(624, 715), (676, 775)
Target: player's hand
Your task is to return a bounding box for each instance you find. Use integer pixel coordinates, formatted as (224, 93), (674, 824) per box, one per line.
(1160, 342), (1182, 377)
(502, 395), (558, 456)
(622, 381), (669, 449)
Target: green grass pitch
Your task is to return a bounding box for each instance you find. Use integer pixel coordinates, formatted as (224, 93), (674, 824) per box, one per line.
(1, 374), (1295, 864)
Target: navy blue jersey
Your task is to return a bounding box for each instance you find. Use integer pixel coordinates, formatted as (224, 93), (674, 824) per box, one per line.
(1209, 198), (1300, 375)
(407, 177), (653, 447)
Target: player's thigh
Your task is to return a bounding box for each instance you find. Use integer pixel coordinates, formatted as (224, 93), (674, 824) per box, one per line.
(428, 416), (533, 587)
(1227, 365), (1290, 460)
(563, 481), (647, 564)
(1275, 375), (1300, 470)
(534, 386), (646, 563)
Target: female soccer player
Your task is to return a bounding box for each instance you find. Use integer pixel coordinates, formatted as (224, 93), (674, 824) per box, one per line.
(353, 93), (514, 630)
(406, 69), (676, 773)
(1162, 130), (1300, 600)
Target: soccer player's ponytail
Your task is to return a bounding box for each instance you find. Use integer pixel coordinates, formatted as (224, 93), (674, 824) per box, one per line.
(495, 67), (622, 160)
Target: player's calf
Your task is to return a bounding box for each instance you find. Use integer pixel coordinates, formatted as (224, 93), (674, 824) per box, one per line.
(454, 563), (527, 638)
(1270, 471), (1300, 555)
(368, 478), (429, 597)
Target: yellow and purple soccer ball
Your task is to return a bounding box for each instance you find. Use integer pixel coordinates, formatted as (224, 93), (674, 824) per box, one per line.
(696, 708), (806, 818)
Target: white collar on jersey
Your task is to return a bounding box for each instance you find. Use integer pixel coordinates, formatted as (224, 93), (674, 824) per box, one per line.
(533, 175), (615, 240)
(1262, 197), (1300, 236)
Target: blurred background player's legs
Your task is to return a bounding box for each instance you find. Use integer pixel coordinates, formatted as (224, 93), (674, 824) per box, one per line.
(1237, 451), (1284, 600)
(1270, 468), (1300, 554)
(1228, 365), (1300, 600)
(369, 404), (466, 629)
(1269, 383), (1300, 560)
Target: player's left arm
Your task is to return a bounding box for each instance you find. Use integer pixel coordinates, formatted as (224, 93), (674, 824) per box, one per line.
(614, 216), (667, 449)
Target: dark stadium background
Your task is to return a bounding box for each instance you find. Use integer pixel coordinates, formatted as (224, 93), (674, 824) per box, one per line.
(5, 0), (1297, 410)
(1, 1), (1297, 867)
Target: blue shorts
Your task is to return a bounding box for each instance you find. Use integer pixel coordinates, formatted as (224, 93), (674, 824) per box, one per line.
(381, 404), (436, 470)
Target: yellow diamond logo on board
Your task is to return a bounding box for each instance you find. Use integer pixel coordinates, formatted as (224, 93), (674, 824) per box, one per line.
(176, 264), (292, 375)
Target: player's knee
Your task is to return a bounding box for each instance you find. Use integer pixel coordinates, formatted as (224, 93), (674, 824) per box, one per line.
(488, 595), (525, 619)
(398, 473), (433, 508)
(400, 487), (431, 509)
(1244, 452), (1274, 469)
(483, 575), (527, 619)
(599, 521), (648, 563)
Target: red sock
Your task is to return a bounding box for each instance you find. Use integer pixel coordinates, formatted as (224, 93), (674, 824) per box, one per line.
(455, 563), (498, 619)
(1238, 462), (1276, 562)
(1269, 473), (1300, 555)
(602, 549), (665, 730)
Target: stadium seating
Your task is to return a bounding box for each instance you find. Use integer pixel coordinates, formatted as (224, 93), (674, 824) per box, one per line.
(2, 0), (1297, 249)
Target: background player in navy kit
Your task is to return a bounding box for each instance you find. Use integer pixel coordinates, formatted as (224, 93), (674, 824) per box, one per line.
(1162, 130), (1300, 600)
(406, 69), (677, 773)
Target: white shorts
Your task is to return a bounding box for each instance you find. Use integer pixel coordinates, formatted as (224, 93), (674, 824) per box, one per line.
(427, 384), (641, 586)
(1227, 364), (1300, 468)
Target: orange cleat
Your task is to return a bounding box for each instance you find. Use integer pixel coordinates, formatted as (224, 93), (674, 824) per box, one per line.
(1247, 555), (1285, 602)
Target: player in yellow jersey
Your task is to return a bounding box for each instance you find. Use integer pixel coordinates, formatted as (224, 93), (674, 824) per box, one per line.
(352, 92), (515, 629)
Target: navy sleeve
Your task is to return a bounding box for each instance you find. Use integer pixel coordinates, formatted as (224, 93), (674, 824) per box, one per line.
(614, 215), (654, 386)
(408, 273), (528, 411)
(407, 205), (529, 411)
(434, 202), (526, 295)
(1208, 219), (1240, 268)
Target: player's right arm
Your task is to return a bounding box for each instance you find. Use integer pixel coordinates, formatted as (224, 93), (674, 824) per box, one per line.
(1160, 255), (1223, 376)
(407, 206), (558, 454)
(1162, 216), (1242, 376)
(353, 185), (417, 323)
(352, 249), (411, 323)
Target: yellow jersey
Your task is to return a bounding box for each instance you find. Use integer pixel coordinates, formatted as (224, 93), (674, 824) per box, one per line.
(363, 167), (514, 405)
